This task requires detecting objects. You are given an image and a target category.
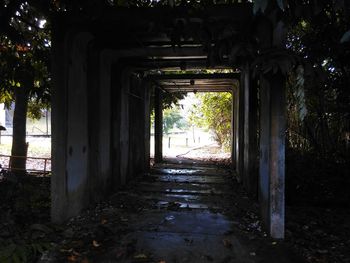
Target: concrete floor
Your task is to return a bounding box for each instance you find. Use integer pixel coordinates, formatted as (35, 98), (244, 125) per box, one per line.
(92, 161), (303, 263)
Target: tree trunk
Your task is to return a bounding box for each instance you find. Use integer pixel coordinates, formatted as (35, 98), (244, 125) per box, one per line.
(10, 86), (29, 175)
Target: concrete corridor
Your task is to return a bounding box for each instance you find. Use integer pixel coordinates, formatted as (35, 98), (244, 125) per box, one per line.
(88, 162), (302, 263)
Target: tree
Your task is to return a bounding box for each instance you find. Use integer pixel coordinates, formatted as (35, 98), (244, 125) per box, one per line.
(163, 106), (187, 134)
(190, 92), (232, 149)
(0, 2), (50, 174)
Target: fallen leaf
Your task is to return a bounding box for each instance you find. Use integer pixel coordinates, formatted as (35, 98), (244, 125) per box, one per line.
(92, 240), (100, 247)
(67, 255), (79, 262)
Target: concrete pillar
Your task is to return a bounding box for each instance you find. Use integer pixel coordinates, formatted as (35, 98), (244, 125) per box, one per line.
(110, 65), (131, 187)
(143, 81), (151, 171)
(259, 73), (286, 239)
(87, 46), (113, 202)
(237, 73), (245, 180)
(97, 51), (112, 192)
(233, 85), (240, 180)
(119, 68), (131, 185)
(154, 88), (163, 163)
(230, 88), (236, 171)
(128, 73), (148, 178)
(242, 64), (258, 198)
(51, 31), (93, 223)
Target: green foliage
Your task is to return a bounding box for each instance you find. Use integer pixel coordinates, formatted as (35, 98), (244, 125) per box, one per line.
(163, 106), (188, 134)
(190, 92), (232, 149)
(27, 100), (50, 120)
(151, 105), (188, 134)
(0, 1), (51, 106)
(284, 2), (350, 160)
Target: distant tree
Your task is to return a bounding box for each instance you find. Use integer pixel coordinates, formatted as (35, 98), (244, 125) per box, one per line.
(163, 106), (187, 134)
(151, 105), (188, 134)
(190, 92), (231, 149)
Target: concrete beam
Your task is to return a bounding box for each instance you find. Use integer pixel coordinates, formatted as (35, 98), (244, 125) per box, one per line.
(147, 73), (240, 80)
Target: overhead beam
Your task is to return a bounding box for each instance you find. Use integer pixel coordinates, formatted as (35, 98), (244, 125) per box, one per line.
(147, 73), (240, 80)
(166, 89), (232, 93)
(162, 85), (234, 89)
(118, 57), (232, 69)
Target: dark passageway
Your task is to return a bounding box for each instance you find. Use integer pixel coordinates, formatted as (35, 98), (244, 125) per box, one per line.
(49, 3), (288, 261)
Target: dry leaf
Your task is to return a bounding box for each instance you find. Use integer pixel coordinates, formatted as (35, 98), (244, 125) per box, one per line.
(92, 240), (100, 247)
(67, 255), (78, 262)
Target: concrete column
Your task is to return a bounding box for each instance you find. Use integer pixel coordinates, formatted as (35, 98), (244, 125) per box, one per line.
(51, 31), (93, 223)
(86, 48), (112, 202)
(242, 64), (258, 198)
(259, 73), (286, 239)
(97, 52), (112, 191)
(237, 73), (245, 180)
(110, 65), (130, 187)
(154, 88), (163, 163)
(144, 81), (151, 171)
(119, 69), (131, 185)
(233, 85), (240, 180)
(230, 88), (236, 171)
(128, 73), (147, 179)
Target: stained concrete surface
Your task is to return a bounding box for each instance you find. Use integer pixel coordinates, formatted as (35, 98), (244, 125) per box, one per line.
(91, 162), (303, 263)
